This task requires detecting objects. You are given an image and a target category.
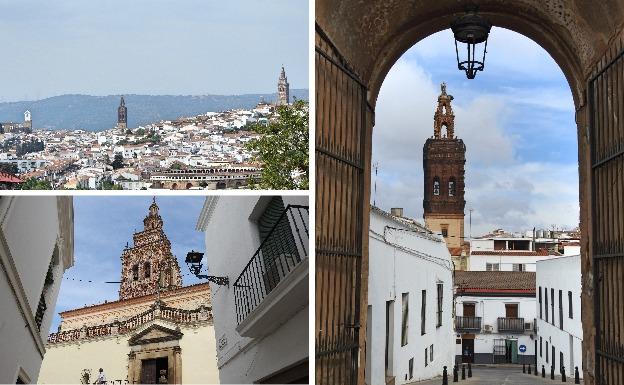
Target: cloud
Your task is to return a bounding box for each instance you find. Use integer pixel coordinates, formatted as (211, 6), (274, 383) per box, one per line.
(371, 34), (579, 238)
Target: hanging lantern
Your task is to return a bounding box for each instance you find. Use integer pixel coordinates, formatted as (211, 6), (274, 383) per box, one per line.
(451, 10), (492, 79)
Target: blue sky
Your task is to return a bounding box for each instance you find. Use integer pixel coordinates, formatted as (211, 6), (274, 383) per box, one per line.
(50, 196), (206, 333)
(372, 28), (579, 236)
(0, 0), (308, 102)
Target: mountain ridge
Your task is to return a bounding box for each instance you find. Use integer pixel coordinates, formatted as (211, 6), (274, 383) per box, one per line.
(0, 90), (308, 132)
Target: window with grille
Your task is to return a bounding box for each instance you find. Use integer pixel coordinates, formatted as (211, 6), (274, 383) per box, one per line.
(486, 263), (500, 271)
(433, 177), (440, 196)
(436, 283), (443, 327)
(512, 263), (525, 271)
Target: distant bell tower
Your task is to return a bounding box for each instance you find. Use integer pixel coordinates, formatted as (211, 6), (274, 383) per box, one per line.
(277, 66), (290, 106)
(117, 96), (127, 129)
(423, 83), (466, 253)
(24, 110), (31, 122)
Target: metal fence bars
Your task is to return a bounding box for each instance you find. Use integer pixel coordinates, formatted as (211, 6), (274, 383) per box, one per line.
(497, 317), (525, 333)
(315, 23), (370, 385)
(233, 204), (309, 325)
(456, 316), (482, 332)
(589, 37), (624, 385)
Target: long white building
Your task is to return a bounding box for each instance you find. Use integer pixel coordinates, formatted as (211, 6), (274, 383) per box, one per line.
(454, 271), (536, 365)
(366, 207), (454, 385)
(536, 254), (583, 379)
(0, 197), (74, 383)
(196, 195), (309, 383)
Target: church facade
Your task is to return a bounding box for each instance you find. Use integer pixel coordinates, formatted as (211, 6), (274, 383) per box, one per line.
(423, 83), (470, 270)
(38, 200), (219, 384)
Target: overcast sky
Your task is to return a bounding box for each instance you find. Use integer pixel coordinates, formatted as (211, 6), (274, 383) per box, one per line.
(50, 196), (206, 333)
(0, 0), (308, 102)
(372, 27), (579, 237)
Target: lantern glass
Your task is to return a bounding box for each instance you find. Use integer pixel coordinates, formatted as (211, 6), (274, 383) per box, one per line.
(451, 11), (491, 79)
(185, 250), (204, 264)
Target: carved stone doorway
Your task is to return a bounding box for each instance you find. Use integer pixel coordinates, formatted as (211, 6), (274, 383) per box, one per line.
(127, 324), (183, 384)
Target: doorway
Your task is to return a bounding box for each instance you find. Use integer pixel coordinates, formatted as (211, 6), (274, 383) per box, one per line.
(385, 300), (394, 377)
(461, 338), (474, 363)
(505, 340), (518, 364)
(141, 357), (168, 384)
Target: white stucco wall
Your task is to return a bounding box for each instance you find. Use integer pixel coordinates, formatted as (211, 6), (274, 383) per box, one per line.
(0, 197), (73, 384)
(536, 255), (582, 377)
(198, 196), (309, 383)
(366, 209), (454, 385)
(470, 254), (556, 272)
(455, 296), (536, 361)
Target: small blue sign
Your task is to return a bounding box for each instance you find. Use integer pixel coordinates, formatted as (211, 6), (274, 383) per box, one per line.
(519, 344), (527, 353)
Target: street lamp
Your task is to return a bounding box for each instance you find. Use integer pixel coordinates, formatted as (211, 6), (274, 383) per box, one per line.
(185, 250), (229, 286)
(451, 9), (492, 79)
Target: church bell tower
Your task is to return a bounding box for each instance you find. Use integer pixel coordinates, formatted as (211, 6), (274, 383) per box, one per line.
(277, 66), (290, 106)
(117, 96), (127, 129)
(423, 83), (466, 252)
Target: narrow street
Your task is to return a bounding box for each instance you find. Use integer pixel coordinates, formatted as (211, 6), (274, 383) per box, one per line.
(410, 365), (584, 385)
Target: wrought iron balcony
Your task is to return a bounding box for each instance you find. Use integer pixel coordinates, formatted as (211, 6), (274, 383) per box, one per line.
(35, 294), (47, 330)
(497, 317), (525, 333)
(456, 316), (482, 332)
(233, 205), (309, 325)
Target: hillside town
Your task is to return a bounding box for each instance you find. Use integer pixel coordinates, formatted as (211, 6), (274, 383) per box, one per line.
(0, 67), (295, 190)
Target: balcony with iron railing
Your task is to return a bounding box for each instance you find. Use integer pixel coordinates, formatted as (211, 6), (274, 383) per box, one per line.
(455, 316), (482, 332)
(497, 317), (525, 333)
(233, 204), (309, 337)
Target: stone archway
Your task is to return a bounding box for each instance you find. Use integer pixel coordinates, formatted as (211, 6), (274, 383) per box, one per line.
(315, 2), (624, 385)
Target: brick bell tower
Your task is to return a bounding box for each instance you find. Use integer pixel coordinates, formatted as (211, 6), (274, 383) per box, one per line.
(117, 96), (127, 129)
(423, 83), (466, 252)
(119, 198), (183, 300)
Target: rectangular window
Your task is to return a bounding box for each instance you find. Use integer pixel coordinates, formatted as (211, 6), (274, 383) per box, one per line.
(540, 336), (542, 357)
(546, 341), (549, 363)
(409, 358), (414, 379)
(441, 227), (448, 238)
(512, 263), (525, 272)
(486, 263), (500, 271)
(559, 289), (563, 329)
(568, 291), (573, 319)
(436, 283), (443, 327)
(551, 288), (555, 325)
(421, 290), (426, 335)
(545, 288), (549, 322)
(401, 293), (409, 346)
(539, 287), (543, 319)
(505, 303), (518, 318)
(430, 344), (434, 362)
(425, 347), (428, 367)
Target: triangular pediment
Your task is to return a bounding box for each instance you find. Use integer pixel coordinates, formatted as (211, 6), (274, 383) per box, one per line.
(128, 324), (183, 346)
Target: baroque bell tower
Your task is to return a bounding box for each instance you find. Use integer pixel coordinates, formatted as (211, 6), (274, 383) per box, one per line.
(277, 66), (290, 106)
(117, 96), (127, 129)
(423, 83), (466, 253)
(118, 198), (183, 300)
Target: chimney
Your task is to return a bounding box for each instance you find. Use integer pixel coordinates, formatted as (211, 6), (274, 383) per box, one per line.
(390, 208), (404, 217)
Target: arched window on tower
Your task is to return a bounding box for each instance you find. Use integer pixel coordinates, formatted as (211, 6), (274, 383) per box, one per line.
(132, 265), (139, 281)
(144, 262), (151, 279)
(433, 177), (440, 196)
(449, 178), (456, 197)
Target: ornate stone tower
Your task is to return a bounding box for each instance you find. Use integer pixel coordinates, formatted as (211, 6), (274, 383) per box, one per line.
(277, 66), (290, 106)
(117, 96), (127, 129)
(119, 198), (182, 300)
(423, 83), (466, 252)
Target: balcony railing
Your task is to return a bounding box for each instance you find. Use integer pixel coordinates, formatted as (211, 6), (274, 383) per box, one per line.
(233, 205), (309, 324)
(456, 316), (482, 332)
(498, 317), (525, 333)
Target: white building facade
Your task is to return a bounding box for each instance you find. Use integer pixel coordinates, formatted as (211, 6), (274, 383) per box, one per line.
(454, 271), (536, 365)
(536, 255), (583, 379)
(366, 207), (454, 385)
(0, 196), (74, 383)
(196, 195), (309, 383)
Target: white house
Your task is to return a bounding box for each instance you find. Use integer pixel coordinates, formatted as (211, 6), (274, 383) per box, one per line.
(454, 271), (536, 365)
(536, 255), (583, 379)
(0, 196), (74, 383)
(470, 250), (560, 272)
(366, 207), (455, 384)
(196, 196), (309, 383)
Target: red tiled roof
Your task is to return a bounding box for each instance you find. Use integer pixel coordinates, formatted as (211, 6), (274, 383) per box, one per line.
(0, 172), (22, 183)
(455, 271), (536, 295)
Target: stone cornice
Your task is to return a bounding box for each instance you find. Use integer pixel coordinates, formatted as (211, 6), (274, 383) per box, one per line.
(196, 196), (219, 231)
(60, 282), (210, 317)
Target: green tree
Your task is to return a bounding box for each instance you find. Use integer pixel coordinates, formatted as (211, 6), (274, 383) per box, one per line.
(0, 162), (19, 175)
(20, 178), (52, 190)
(169, 161), (186, 170)
(111, 154), (124, 170)
(101, 180), (123, 190)
(245, 100), (309, 189)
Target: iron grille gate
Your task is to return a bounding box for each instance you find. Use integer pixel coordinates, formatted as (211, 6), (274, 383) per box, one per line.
(315, 24), (368, 385)
(589, 37), (624, 385)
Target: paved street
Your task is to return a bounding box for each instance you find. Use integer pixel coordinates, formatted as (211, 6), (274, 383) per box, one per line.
(409, 365), (584, 385)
